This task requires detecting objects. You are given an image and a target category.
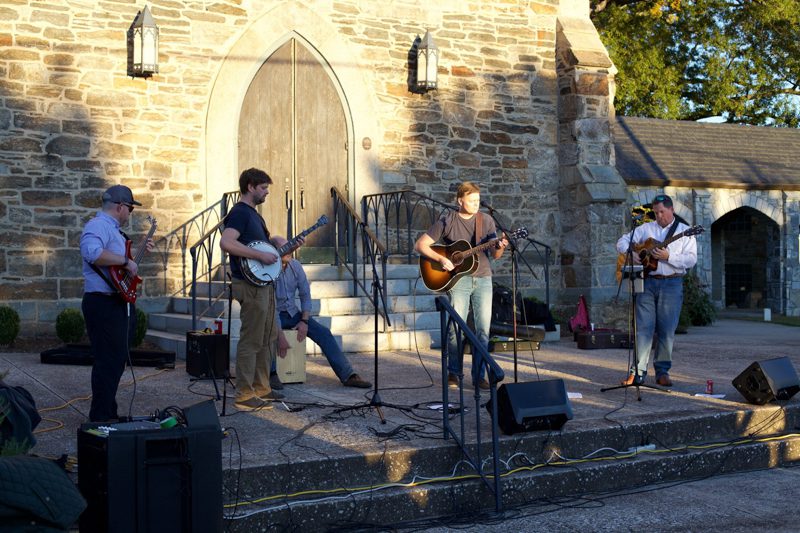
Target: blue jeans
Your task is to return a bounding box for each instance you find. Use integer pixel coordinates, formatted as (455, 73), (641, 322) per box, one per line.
(271, 311), (356, 383)
(634, 276), (683, 377)
(446, 275), (493, 384)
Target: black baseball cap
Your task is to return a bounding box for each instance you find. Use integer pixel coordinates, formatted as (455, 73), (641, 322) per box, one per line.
(102, 185), (142, 206)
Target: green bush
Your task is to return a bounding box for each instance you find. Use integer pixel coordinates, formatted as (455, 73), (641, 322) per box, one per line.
(134, 308), (147, 347)
(0, 306), (20, 345)
(681, 271), (716, 327)
(56, 308), (85, 343)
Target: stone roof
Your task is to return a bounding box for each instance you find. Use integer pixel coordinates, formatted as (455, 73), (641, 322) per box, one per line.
(613, 116), (800, 191)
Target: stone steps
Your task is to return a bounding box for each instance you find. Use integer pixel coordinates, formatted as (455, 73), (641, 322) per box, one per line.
(146, 264), (443, 359)
(222, 404), (800, 531)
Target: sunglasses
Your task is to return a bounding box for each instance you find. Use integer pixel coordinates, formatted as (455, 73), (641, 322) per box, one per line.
(116, 202), (134, 213)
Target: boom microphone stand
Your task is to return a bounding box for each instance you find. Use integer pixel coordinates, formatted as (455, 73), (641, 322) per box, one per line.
(481, 202), (527, 383)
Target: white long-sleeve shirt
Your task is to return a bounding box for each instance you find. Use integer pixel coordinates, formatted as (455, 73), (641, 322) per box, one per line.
(616, 220), (697, 276)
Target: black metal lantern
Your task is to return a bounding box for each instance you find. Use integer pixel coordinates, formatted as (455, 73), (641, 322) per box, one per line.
(416, 30), (438, 92)
(127, 6), (159, 78)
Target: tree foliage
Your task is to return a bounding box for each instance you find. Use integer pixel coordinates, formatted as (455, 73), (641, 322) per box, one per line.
(591, 0), (800, 126)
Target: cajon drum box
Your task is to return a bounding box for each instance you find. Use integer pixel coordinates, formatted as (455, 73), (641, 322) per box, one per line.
(277, 331), (306, 383)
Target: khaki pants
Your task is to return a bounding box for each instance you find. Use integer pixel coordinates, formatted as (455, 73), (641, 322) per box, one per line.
(232, 279), (278, 401)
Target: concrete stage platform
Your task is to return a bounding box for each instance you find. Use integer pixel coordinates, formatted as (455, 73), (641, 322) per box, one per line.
(3, 318), (800, 530)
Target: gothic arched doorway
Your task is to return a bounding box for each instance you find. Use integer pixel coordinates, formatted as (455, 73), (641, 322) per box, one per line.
(238, 37), (348, 263)
(711, 206), (780, 310)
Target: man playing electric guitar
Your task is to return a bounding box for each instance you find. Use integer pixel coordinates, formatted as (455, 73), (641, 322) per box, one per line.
(415, 181), (508, 390)
(80, 185), (154, 422)
(616, 193), (697, 388)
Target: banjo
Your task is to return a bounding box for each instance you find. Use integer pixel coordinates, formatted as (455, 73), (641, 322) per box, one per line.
(240, 215), (328, 286)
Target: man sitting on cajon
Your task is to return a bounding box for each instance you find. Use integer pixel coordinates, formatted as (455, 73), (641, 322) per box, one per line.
(268, 236), (371, 390)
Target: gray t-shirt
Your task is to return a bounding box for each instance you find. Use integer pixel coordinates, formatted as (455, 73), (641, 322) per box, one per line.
(425, 211), (498, 278)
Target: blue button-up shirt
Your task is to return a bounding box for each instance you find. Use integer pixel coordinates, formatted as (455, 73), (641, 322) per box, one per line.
(80, 211), (126, 294)
(275, 259), (312, 316)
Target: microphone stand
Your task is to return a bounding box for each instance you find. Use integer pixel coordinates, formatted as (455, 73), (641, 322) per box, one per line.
(482, 203), (522, 382)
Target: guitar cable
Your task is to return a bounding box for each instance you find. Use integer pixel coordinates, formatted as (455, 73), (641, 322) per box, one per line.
(123, 300), (138, 421)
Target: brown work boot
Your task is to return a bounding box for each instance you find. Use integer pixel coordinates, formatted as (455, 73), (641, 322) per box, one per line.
(343, 374), (372, 388)
(655, 374), (673, 387)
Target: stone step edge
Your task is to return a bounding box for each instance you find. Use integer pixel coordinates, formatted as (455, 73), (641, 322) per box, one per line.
(224, 433), (800, 532)
(221, 404), (800, 497)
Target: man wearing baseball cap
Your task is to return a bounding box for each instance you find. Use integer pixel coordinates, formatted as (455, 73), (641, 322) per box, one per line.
(80, 184), (152, 422)
(616, 193), (697, 388)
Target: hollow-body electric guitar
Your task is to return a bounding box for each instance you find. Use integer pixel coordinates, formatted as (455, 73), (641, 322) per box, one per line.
(419, 227), (528, 292)
(108, 216), (158, 303)
(240, 215), (328, 286)
(616, 224), (704, 281)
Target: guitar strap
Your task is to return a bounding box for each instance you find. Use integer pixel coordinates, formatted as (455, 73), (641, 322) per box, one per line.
(665, 218), (680, 242)
(87, 261), (118, 294)
(475, 212), (482, 247)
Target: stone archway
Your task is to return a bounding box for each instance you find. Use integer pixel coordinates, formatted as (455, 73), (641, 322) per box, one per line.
(203, 1), (381, 207)
(711, 206), (781, 310)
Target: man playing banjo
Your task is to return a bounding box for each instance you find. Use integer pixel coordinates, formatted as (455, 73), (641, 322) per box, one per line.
(220, 168), (303, 411)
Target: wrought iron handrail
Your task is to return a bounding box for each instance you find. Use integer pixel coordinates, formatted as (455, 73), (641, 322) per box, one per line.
(148, 190), (239, 330)
(361, 189), (552, 306)
(361, 189), (455, 260)
(436, 296), (504, 512)
(331, 187), (391, 328)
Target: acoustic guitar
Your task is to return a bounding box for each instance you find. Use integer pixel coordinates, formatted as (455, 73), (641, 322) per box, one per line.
(616, 224), (704, 281)
(109, 216), (158, 303)
(240, 215), (328, 286)
(419, 227), (528, 292)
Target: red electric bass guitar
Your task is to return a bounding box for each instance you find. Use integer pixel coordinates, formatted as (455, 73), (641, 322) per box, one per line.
(108, 216), (157, 303)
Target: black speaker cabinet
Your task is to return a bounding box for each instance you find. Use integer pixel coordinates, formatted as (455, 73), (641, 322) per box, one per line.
(186, 331), (229, 378)
(78, 422), (222, 533)
(487, 379), (574, 435)
(732, 356), (800, 405)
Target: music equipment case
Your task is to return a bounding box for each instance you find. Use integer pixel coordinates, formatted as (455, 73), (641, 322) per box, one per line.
(575, 329), (631, 350)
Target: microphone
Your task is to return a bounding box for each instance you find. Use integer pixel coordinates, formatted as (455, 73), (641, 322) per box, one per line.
(480, 200), (495, 213)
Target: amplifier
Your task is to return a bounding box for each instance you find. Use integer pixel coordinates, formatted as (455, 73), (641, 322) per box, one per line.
(78, 422), (222, 533)
(186, 331), (229, 378)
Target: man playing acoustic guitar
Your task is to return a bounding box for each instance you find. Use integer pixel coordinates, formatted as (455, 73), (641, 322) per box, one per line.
(415, 182), (508, 390)
(616, 193), (697, 387)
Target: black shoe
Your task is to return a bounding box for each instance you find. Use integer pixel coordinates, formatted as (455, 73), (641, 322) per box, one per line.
(269, 373), (284, 390)
(343, 374), (372, 388)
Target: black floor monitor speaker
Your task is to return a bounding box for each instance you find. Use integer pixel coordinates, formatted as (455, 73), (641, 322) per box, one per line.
(487, 379), (574, 435)
(732, 356), (800, 405)
(186, 331), (229, 378)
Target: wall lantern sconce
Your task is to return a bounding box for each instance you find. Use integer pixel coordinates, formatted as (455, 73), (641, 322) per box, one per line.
(415, 30), (438, 93)
(127, 5), (159, 78)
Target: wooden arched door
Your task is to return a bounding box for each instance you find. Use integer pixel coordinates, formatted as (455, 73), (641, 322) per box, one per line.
(238, 38), (347, 262)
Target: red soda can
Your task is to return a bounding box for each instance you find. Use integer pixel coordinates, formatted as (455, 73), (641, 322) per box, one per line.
(706, 379), (714, 394)
(214, 319), (223, 334)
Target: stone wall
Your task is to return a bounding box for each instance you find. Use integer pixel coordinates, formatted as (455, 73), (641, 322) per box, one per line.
(0, 0), (619, 336)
